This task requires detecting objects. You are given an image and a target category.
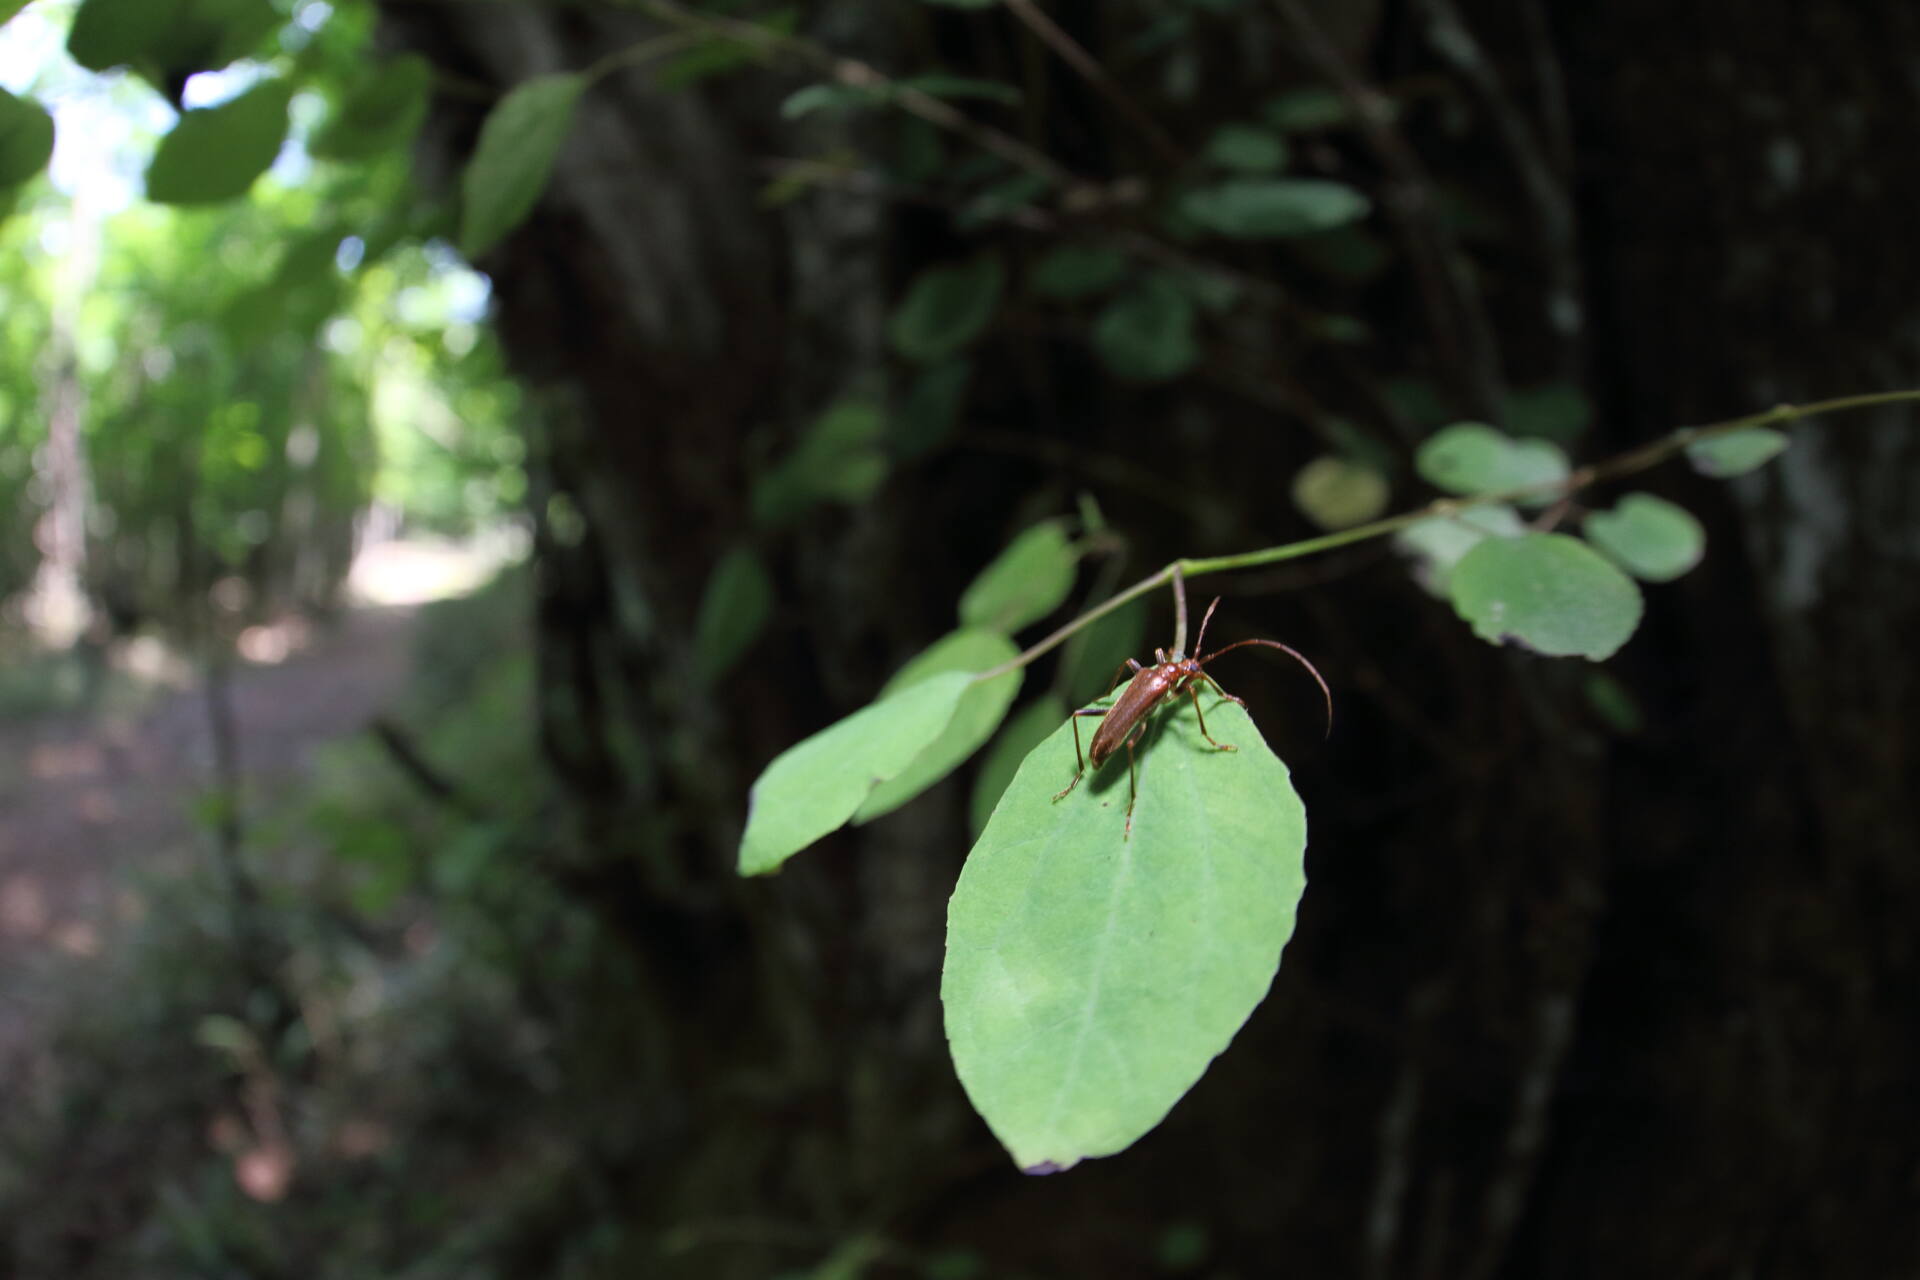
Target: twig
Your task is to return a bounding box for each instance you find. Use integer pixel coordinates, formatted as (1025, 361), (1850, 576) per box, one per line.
(1000, 0), (1186, 167)
(370, 715), (487, 819)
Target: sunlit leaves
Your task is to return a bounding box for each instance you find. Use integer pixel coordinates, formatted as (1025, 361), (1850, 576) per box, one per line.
(738, 671), (973, 875)
(1416, 423), (1569, 501)
(1292, 455), (1389, 530)
(145, 79), (291, 204)
(311, 55), (433, 161)
(1448, 532), (1643, 660)
(692, 546), (775, 686)
(958, 518), (1078, 633)
(1180, 177), (1370, 239)
(0, 89), (53, 187)
(458, 73), (584, 259)
(852, 630), (1021, 823)
(889, 255), (1005, 362)
(1583, 493), (1704, 583)
(1093, 276), (1197, 383)
(1031, 244), (1128, 301)
(945, 698), (1307, 1171)
(1686, 427), (1789, 477)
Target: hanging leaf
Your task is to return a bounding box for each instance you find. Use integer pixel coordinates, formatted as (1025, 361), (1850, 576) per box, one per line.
(889, 255), (1005, 363)
(958, 519), (1078, 633)
(852, 629), (1021, 823)
(458, 73), (585, 259)
(0, 88), (54, 187)
(1203, 123), (1289, 173)
(1415, 422), (1569, 502)
(1291, 455), (1389, 531)
(311, 55), (432, 160)
(895, 359), (970, 458)
(738, 670), (973, 875)
(1448, 532), (1643, 660)
(1686, 427), (1789, 478)
(968, 694), (1066, 836)
(145, 79), (291, 205)
(1031, 244), (1128, 301)
(1093, 277), (1198, 383)
(752, 399), (889, 527)
(945, 698), (1307, 1171)
(692, 546), (775, 686)
(1180, 178), (1370, 239)
(1582, 493), (1705, 583)
(67, 0), (183, 71)
(1394, 504), (1525, 596)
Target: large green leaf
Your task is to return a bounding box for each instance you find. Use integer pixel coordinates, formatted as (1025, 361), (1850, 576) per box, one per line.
(888, 255), (1004, 363)
(458, 73), (585, 259)
(145, 79), (291, 204)
(68, 0), (184, 71)
(968, 694), (1066, 837)
(1686, 427), (1788, 478)
(945, 697), (1307, 1171)
(1093, 277), (1197, 383)
(1583, 493), (1705, 583)
(0, 88), (54, 187)
(1180, 178), (1370, 238)
(692, 546), (775, 685)
(1394, 503), (1525, 595)
(1448, 532), (1643, 660)
(311, 54), (432, 161)
(852, 630), (1021, 823)
(1415, 422), (1568, 502)
(958, 519), (1077, 633)
(739, 671), (973, 875)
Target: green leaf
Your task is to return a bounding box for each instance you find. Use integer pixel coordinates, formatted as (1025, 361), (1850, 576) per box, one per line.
(692, 546), (775, 685)
(780, 83), (881, 118)
(958, 519), (1078, 633)
(311, 54), (432, 160)
(955, 172), (1047, 230)
(1093, 277), (1197, 383)
(1415, 422), (1569, 502)
(739, 670), (973, 875)
(852, 630), (1022, 823)
(145, 79), (291, 204)
(1502, 382), (1593, 443)
(752, 400), (889, 527)
(68, 0), (184, 71)
(899, 74), (1021, 104)
(1180, 178), (1370, 238)
(969, 694), (1066, 837)
(656, 8), (796, 89)
(944, 697), (1307, 1171)
(1203, 123), (1288, 173)
(0, 89), (54, 187)
(889, 255), (1004, 363)
(1686, 427), (1789, 478)
(1062, 597), (1147, 708)
(1448, 532), (1643, 660)
(1583, 670), (1644, 736)
(458, 73), (585, 259)
(1291, 455), (1389, 531)
(895, 359), (970, 458)
(1394, 503), (1525, 595)
(139, 0), (278, 87)
(1, 2), (34, 27)
(1582, 493), (1705, 583)
(1262, 86), (1353, 132)
(1031, 244), (1128, 301)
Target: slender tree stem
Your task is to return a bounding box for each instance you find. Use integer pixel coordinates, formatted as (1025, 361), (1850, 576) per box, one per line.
(975, 389), (1920, 681)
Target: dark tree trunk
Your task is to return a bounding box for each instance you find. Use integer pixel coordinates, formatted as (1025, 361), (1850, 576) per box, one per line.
(377, 2), (1920, 1275)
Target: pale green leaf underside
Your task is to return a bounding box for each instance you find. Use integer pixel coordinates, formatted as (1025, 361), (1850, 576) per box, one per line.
(945, 698), (1306, 1172)
(1448, 532), (1643, 660)
(459, 73), (584, 258)
(1393, 503), (1525, 596)
(958, 519), (1077, 633)
(739, 671), (972, 875)
(854, 630), (1021, 823)
(1583, 492), (1705, 583)
(1686, 427), (1789, 478)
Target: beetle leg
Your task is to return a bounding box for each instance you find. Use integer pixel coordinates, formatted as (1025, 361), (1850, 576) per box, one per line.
(1189, 680), (1237, 753)
(1121, 719), (1149, 839)
(1053, 708), (1111, 801)
(1104, 657), (1145, 697)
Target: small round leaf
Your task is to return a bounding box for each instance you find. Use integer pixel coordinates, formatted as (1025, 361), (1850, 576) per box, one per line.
(1030, 244), (1127, 301)
(958, 519), (1078, 633)
(1686, 427), (1789, 478)
(889, 255), (1004, 363)
(1582, 493), (1705, 583)
(1203, 124), (1288, 173)
(1291, 455), (1389, 530)
(1416, 422), (1569, 501)
(1092, 277), (1197, 383)
(1180, 177), (1370, 239)
(1448, 532), (1643, 660)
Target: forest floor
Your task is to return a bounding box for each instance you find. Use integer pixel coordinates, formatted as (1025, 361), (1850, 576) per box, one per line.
(0, 541), (500, 1076)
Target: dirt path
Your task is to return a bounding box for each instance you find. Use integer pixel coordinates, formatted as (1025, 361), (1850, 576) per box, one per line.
(0, 604), (420, 1067)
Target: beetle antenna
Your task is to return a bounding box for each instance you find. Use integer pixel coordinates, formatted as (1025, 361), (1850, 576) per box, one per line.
(1197, 638), (1334, 738)
(1191, 596), (1223, 660)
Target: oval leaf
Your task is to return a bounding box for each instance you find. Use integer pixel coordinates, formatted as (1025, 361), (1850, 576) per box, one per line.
(1291, 455), (1389, 531)
(945, 697), (1307, 1171)
(692, 546), (775, 686)
(968, 694), (1066, 837)
(1415, 422), (1569, 501)
(145, 78), (290, 204)
(311, 54), (432, 160)
(853, 630), (1021, 823)
(1031, 244), (1128, 301)
(1448, 532), (1643, 660)
(459, 72), (585, 259)
(1393, 503), (1525, 596)
(68, 0), (184, 70)
(1180, 177), (1370, 238)
(1093, 277), (1197, 383)
(889, 255), (1004, 363)
(1582, 492), (1705, 583)
(959, 519), (1078, 633)
(739, 670), (973, 875)
(1203, 123), (1288, 173)
(0, 88), (53, 187)
(1686, 426), (1788, 478)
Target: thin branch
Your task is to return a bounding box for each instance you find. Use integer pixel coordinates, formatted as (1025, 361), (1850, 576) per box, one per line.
(1000, 0), (1186, 168)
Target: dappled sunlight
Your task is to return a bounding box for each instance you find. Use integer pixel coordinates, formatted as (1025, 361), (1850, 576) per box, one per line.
(346, 533), (527, 607)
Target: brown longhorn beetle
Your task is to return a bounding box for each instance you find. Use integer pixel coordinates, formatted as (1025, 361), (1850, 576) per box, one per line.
(1054, 574), (1331, 838)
